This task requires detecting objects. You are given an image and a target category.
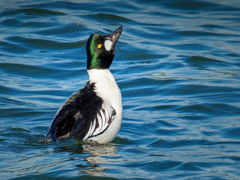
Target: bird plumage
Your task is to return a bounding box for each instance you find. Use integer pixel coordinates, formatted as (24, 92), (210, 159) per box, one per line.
(47, 26), (123, 144)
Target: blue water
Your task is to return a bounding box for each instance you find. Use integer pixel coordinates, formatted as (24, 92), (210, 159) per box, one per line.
(1, 0), (240, 179)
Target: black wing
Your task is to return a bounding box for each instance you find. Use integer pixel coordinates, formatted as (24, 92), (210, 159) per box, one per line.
(47, 82), (116, 142)
(47, 90), (82, 142)
(73, 99), (116, 140)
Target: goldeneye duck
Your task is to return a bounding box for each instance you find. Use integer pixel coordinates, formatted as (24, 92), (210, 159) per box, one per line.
(47, 26), (123, 144)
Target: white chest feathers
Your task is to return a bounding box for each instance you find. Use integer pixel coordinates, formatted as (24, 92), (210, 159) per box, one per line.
(87, 69), (122, 113)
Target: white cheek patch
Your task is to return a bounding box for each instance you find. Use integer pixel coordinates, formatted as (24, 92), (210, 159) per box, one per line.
(104, 40), (113, 51)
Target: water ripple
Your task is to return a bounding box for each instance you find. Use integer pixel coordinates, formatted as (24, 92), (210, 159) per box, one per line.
(0, 0), (240, 179)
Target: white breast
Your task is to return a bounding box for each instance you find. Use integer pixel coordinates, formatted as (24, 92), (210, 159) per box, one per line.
(87, 69), (122, 143)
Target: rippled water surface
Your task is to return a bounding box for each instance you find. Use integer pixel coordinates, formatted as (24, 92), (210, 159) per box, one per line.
(1, 0), (240, 179)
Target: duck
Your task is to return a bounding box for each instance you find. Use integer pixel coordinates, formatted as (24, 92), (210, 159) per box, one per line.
(47, 26), (123, 144)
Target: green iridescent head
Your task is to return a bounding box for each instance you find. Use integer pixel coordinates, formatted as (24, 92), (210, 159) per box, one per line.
(86, 26), (122, 69)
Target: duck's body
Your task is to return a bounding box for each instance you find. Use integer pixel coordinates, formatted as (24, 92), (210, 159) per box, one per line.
(47, 26), (123, 144)
(87, 69), (122, 143)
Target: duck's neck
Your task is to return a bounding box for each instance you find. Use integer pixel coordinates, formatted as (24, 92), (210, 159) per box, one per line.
(87, 69), (122, 112)
(88, 69), (113, 83)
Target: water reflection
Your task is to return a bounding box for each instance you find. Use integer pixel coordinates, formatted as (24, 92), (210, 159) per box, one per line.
(81, 143), (119, 176)
(54, 141), (119, 176)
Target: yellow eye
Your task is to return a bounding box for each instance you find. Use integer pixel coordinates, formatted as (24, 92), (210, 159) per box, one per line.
(97, 44), (102, 49)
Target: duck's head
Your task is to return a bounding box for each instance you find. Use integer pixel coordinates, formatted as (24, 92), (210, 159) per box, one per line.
(86, 26), (122, 70)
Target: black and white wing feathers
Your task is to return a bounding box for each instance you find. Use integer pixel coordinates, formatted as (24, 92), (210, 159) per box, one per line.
(47, 82), (116, 142)
(82, 100), (116, 140)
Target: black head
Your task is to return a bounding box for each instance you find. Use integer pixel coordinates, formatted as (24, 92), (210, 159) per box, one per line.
(86, 26), (122, 69)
